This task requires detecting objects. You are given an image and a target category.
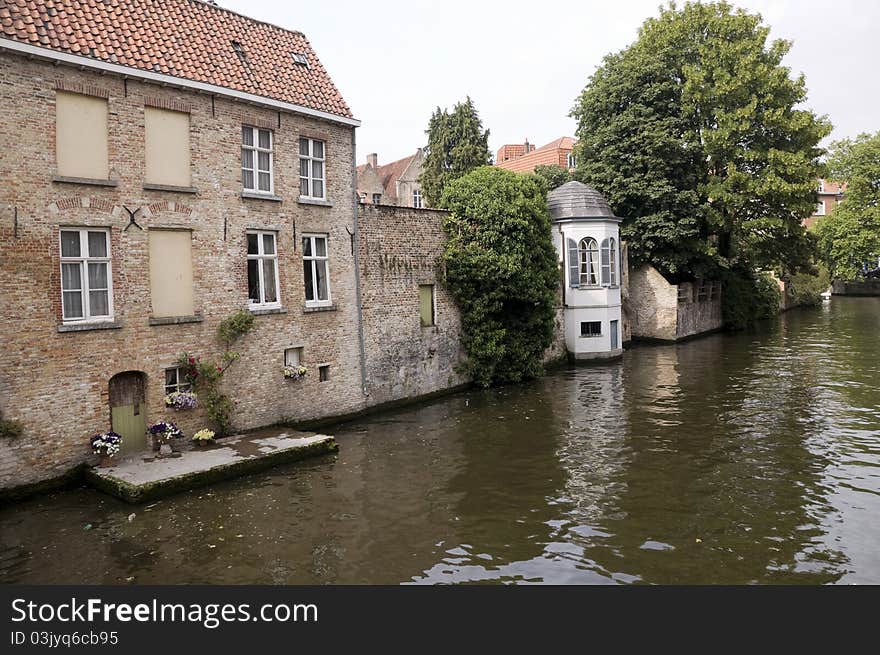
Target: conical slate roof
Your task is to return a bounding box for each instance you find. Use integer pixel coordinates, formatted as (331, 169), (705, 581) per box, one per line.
(547, 181), (621, 221)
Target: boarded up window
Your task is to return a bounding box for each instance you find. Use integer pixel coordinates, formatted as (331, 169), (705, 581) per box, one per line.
(419, 284), (435, 327)
(56, 91), (109, 179)
(149, 230), (194, 317)
(145, 107), (191, 187)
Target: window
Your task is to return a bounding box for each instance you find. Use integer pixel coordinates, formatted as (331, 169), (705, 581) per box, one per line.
(815, 201), (826, 216)
(291, 52), (309, 67)
(580, 321), (601, 337)
(567, 237), (600, 288)
(372, 193), (382, 205)
(412, 189), (423, 208)
(601, 237), (617, 286)
(56, 91), (109, 180)
(284, 347), (303, 367)
(145, 107), (191, 187)
(359, 192), (367, 203)
(319, 365), (330, 382)
(299, 138), (326, 199)
(247, 231), (280, 308)
(60, 228), (113, 322)
(567, 153), (577, 169)
(164, 367), (191, 394)
(149, 230), (194, 317)
(610, 320), (619, 349)
(302, 234), (331, 305)
(419, 285), (435, 327)
(818, 180), (825, 193)
(242, 126), (273, 194)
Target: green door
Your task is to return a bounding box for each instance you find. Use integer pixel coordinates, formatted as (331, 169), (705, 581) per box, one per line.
(109, 372), (147, 458)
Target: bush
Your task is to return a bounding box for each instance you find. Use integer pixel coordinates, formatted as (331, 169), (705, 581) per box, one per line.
(721, 268), (781, 330)
(440, 167), (559, 387)
(786, 265), (830, 308)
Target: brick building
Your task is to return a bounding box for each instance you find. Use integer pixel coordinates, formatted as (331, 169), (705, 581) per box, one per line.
(804, 178), (846, 229)
(356, 150), (428, 208)
(0, 0), (375, 491)
(495, 137), (577, 174)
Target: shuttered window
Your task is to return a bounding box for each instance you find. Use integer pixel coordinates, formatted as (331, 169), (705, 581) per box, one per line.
(149, 229), (194, 317)
(419, 285), (435, 327)
(56, 92), (109, 179)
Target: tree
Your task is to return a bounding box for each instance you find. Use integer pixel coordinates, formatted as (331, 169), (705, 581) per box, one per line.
(571, 1), (830, 283)
(815, 132), (880, 280)
(440, 167), (559, 387)
(533, 164), (572, 191)
(419, 97), (492, 207)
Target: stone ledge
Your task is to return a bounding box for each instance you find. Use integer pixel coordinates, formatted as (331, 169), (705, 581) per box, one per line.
(143, 183), (198, 194)
(52, 176), (118, 187)
(84, 431), (337, 504)
(297, 196), (333, 207)
(303, 304), (337, 313)
(148, 315), (204, 326)
(249, 307), (288, 316)
(241, 191), (283, 202)
(57, 321), (122, 333)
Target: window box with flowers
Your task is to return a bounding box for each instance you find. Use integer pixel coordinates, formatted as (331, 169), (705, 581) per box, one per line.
(282, 364), (308, 381)
(91, 431), (122, 467)
(164, 391), (198, 411)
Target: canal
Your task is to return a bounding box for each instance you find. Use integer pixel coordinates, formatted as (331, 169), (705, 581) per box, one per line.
(1, 297), (879, 584)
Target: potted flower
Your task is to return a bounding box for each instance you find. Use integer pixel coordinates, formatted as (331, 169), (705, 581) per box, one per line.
(192, 428), (215, 447)
(164, 391), (198, 411)
(147, 420), (184, 456)
(91, 431), (122, 467)
(282, 364), (308, 381)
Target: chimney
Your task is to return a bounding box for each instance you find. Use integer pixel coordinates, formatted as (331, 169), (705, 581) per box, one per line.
(524, 139), (530, 154)
(367, 153), (378, 168)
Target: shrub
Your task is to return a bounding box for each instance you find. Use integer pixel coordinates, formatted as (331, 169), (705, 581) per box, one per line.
(721, 267), (781, 330)
(786, 265), (830, 308)
(440, 167), (559, 387)
(0, 411), (23, 439)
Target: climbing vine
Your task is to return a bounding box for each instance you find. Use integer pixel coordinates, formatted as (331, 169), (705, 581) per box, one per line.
(177, 310), (255, 436)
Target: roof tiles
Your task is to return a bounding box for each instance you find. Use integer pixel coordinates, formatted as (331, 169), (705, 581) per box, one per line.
(0, 0), (353, 119)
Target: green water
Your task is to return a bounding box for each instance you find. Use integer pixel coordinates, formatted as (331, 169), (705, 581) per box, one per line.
(2, 298), (879, 584)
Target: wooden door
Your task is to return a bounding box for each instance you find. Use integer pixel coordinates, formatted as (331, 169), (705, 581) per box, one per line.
(109, 372), (147, 458)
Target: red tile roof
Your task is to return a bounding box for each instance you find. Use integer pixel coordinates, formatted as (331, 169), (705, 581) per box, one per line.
(495, 136), (576, 173)
(374, 153), (416, 198)
(0, 0), (353, 119)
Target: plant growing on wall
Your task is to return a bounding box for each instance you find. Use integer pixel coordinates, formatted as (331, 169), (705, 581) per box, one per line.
(177, 310), (255, 436)
(0, 411), (23, 439)
(439, 166), (559, 387)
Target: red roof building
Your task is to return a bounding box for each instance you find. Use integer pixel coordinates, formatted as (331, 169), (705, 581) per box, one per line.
(495, 137), (577, 174)
(805, 179), (846, 229)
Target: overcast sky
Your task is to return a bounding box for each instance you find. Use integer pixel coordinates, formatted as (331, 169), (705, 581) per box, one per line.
(223, 0), (878, 166)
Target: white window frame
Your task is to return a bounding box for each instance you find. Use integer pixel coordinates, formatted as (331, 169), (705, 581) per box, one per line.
(164, 367), (192, 394)
(580, 321), (602, 338)
(578, 237), (600, 287)
(299, 137), (326, 200)
(815, 201), (826, 216)
(246, 230), (281, 309)
(242, 126), (274, 195)
(302, 234), (332, 307)
(412, 188), (423, 208)
(567, 153), (577, 169)
(59, 228), (114, 323)
(284, 347), (303, 367)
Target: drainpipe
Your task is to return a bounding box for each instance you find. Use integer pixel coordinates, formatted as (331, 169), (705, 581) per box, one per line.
(351, 126), (369, 397)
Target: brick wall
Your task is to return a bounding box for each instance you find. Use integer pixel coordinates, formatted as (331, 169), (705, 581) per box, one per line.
(358, 205), (467, 405)
(0, 53), (365, 490)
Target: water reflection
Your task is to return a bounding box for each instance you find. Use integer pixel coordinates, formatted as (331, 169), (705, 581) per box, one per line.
(1, 299), (879, 584)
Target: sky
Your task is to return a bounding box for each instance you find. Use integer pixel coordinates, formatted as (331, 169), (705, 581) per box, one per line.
(222, 0), (880, 166)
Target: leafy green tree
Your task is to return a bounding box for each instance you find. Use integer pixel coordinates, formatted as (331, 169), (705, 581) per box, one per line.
(816, 132), (880, 280)
(420, 97), (492, 206)
(440, 167), (559, 387)
(571, 1), (830, 282)
(533, 164), (572, 191)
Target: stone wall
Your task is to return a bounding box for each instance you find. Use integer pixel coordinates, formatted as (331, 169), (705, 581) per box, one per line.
(832, 279), (880, 296)
(358, 205), (467, 405)
(0, 54), (364, 492)
(627, 266), (722, 341)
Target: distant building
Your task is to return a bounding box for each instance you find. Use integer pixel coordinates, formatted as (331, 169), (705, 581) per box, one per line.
(356, 150), (427, 208)
(495, 137), (577, 174)
(805, 178), (845, 228)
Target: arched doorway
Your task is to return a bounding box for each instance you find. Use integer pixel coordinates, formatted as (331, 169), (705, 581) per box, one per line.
(109, 371), (147, 458)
